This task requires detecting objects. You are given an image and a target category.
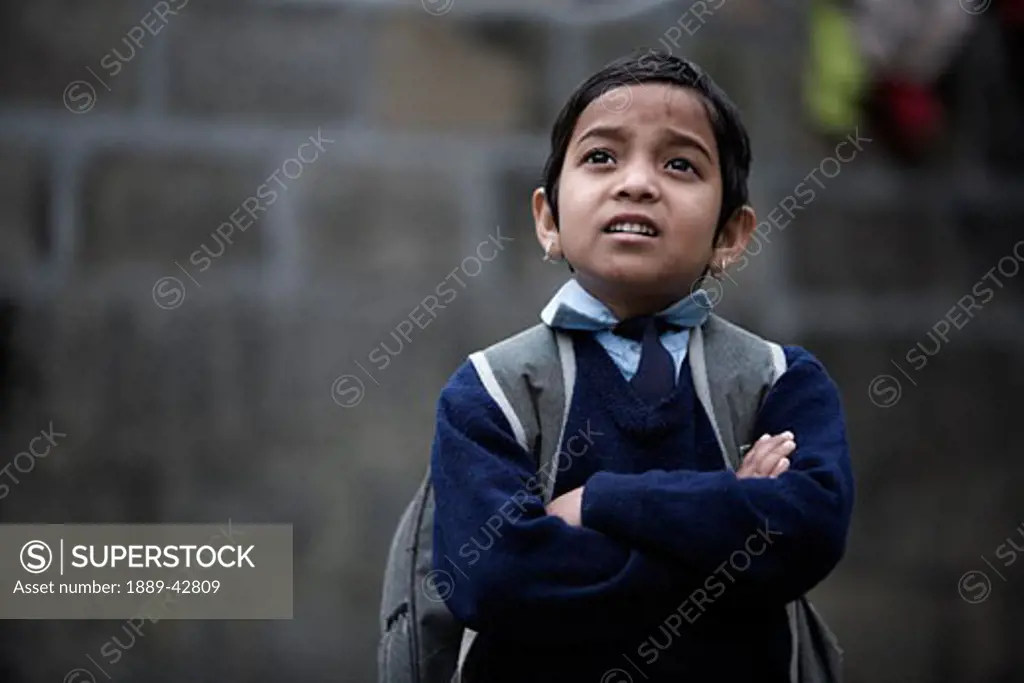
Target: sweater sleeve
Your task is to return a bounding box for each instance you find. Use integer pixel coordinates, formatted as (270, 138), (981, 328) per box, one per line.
(580, 346), (855, 605)
(430, 360), (688, 641)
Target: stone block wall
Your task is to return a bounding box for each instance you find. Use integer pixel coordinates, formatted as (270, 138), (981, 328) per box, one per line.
(1, 1), (1022, 682)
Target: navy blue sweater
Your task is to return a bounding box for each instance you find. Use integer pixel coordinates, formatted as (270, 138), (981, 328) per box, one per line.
(430, 331), (854, 683)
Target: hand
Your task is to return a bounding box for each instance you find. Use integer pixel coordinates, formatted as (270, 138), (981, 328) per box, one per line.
(545, 486), (584, 527)
(736, 432), (795, 479)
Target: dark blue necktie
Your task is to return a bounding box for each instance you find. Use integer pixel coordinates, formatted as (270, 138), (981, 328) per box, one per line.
(613, 316), (678, 403)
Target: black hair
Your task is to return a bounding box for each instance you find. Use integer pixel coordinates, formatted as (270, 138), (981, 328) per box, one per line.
(541, 51), (752, 245)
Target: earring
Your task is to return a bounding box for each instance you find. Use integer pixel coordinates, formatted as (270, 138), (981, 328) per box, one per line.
(542, 241), (560, 263)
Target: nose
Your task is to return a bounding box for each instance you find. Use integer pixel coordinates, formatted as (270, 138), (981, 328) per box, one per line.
(613, 161), (659, 203)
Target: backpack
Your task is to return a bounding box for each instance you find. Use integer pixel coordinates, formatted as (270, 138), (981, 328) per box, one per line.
(378, 314), (843, 683)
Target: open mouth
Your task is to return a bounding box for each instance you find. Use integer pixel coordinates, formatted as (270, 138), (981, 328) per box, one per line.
(602, 215), (660, 238)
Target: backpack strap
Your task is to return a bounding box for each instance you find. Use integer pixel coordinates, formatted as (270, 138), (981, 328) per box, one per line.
(457, 323), (575, 680)
(689, 314), (787, 470)
(691, 316), (841, 683)
(467, 323), (576, 501)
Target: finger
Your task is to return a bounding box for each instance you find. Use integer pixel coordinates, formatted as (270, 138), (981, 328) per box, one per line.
(737, 448), (761, 477)
(768, 456), (791, 478)
(755, 438), (796, 475)
(748, 438), (795, 476)
(744, 432), (793, 470)
(735, 464), (757, 479)
(740, 433), (774, 468)
(744, 432), (792, 460)
(738, 434), (776, 476)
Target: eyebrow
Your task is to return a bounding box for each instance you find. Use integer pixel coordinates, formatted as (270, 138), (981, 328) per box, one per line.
(660, 129), (715, 163)
(575, 125), (714, 163)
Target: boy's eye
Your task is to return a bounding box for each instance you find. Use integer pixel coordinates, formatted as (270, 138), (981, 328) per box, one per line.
(667, 157), (696, 173)
(583, 149), (615, 165)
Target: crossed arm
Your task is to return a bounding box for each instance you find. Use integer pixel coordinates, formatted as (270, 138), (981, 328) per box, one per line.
(546, 432), (797, 526)
(430, 348), (854, 641)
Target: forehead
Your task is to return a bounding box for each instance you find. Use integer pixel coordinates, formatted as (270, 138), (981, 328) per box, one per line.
(571, 83), (718, 156)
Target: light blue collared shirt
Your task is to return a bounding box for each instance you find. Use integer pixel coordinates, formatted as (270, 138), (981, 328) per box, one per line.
(539, 279), (712, 381)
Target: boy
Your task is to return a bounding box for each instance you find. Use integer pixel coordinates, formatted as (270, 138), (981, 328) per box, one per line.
(429, 53), (854, 682)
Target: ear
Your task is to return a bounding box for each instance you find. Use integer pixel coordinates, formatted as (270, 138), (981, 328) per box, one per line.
(710, 205), (756, 270)
(532, 187), (562, 260)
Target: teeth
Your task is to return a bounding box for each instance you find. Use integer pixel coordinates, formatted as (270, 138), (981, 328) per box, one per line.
(607, 222), (656, 236)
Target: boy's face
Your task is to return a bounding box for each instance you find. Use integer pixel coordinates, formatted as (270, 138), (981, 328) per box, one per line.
(533, 82), (753, 318)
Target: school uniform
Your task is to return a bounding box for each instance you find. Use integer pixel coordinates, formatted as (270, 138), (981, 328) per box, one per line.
(430, 280), (854, 683)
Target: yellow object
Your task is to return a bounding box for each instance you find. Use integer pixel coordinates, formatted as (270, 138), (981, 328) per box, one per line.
(803, 0), (867, 136)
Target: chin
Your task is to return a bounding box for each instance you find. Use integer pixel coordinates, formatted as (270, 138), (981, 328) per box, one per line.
(586, 266), (675, 297)
(584, 257), (701, 300)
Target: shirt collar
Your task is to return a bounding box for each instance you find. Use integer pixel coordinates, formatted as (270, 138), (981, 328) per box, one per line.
(539, 279), (712, 332)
